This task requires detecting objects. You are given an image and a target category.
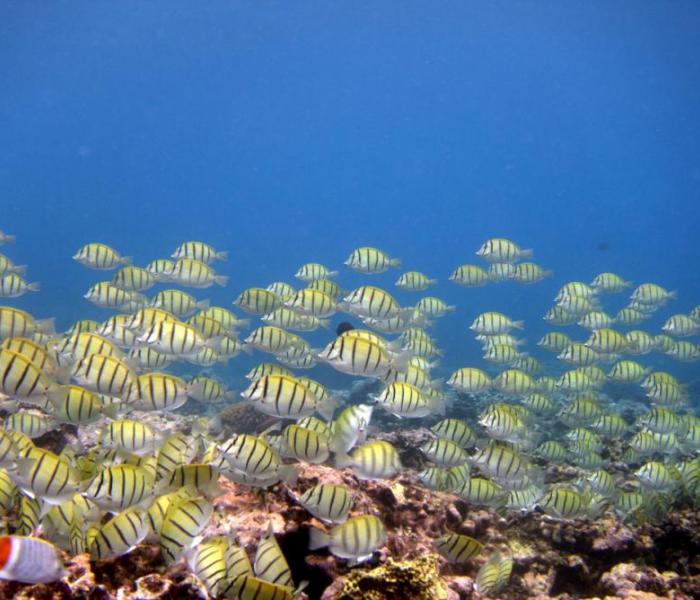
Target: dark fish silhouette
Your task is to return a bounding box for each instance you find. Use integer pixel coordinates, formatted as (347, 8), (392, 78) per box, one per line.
(336, 321), (355, 336)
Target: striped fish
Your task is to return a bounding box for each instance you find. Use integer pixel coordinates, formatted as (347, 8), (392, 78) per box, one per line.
(89, 507), (148, 559)
(156, 433), (200, 481)
(254, 523), (293, 588)
(187, 536), (230, 596)
(308, 514), (387, 566)
(4, 411), (56, 439)
(71, 353), (135, 397)
(420, 438), (469, 467)
(12, 447), (79, 505)
(434, 533), (484, 563)
(340, 286), (404, 319)
(336, 440), (401, 480)
(100, 419), (158, 456)
(47, 385), (103, 425)
(344, 246), (400, 274)
(282, 425), (330, 464)
(475, 552), (513, 596)
(112, 266), (155, 292)
(241, 375), (333, 421)
(395, 271), (437, 291)
(295, 262), (337, 282)
(169, 258), (228, 288)
(449, 264), (490, 287)
(136, 320), (212, 357)
(160, 496), (212, 564)
(83, 464), (154, 511)
(234, 288), (281, 315)
(150, 289), (209, 317)
(284, 288), (337, 318)
(73, 243), (131, 270)
(294, 483), (353, 524)
(0, 348), (54, 400)
(172, 241), (227, 264)
(220, 575), (294, 600)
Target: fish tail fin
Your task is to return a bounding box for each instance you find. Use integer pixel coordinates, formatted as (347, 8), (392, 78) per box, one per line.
(36, 317), (56, 334)
(512, 320), (525, 330)
(318, 319), (331, 329)
(195, 299), (210, 310)
(120, 256), (133, 266)
(214, 275), (229, 287)
(327, 270), (339, 277)
(215, 250), (229, 261)
(519, 248), (534, 259)
(389, 257), (402, 268)
(317, 396), (338, 422)
(334, 451), (353, 470)
(27, 282), (40, 292)
(278, 465), (298, 487)
(668, 290), (678, 300)
(308, 527), (330, 551)
(2, 234), (16, 244)
(11, 264), (27, 275)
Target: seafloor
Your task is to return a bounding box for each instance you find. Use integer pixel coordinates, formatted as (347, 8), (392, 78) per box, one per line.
(2, 394), (699, 600)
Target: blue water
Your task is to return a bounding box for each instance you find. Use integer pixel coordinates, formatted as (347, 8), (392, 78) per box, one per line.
(2, 2), (700, 388)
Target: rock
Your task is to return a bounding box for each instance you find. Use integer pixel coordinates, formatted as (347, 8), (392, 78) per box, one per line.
(599, 563), (680, 598)
(322, 554), (448, 600)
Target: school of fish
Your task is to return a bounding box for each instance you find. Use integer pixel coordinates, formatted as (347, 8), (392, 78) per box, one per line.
(0, 230), (698, 598)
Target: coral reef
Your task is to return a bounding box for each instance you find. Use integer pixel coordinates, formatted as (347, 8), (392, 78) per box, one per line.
(321, 554), (449, 600)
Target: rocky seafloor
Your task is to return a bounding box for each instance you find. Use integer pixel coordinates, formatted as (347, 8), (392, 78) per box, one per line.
(2, 400), (699, 600)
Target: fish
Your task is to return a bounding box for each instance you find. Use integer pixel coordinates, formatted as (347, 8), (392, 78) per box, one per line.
(476, 238), (532, 263)
(449, 264), (490, 287)
(475, 552), (513, 596)
(169, 258), (228, 288)
(123, 372), (203, 412)
(112, 266), (156, 292)
(293, 483), (353, 524)
(11, 447), (80, 505)
(331, 404), (373, 454)
(72, 353), (135, 397)
(395, 271), (437, 291)
(0, 536), (66, 583)
(420, 438), (469, 467)
(82, 463), (155, 511)
(336, 440), (402, 479)
(254, 523), (294, 588)
(470, 311), (524, 334)
(283, 288), (337, 318)
(319, 335), (408, 378)
(159, 496), (213, 564)
(89, 507), (149, 560)
(241, 374), (335, 421)
(372, 382), (444, 418)
(281, 425), (330, 464)
(84, 281), (145, 310)
(344, 247), (400, 273)
(434, 533), (483, 563)
(308, 514), (387, 565)
(100, 419), (158, 456)
(234, 288), (281, 315)
(171, 241), (228, 264)
(295, 262), (338, 282)
(220, 574), (295, 600)
(73, 243), (132, 270)
(0, 348), (54, 400)
(217, 434), (297, 485)
(186, 536), (230, 596)
(150, 289), (210, 317)
(0, 274), (40, 298)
